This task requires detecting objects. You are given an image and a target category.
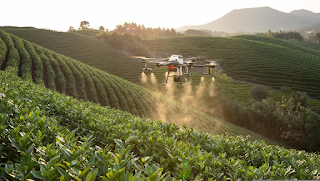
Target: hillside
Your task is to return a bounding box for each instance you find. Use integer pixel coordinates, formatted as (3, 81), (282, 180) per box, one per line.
(177, 7), (320, 33)
(235, 35), (320, 57)
(0, 26), (143, 82)
(0, 29), (284, 144)
(143, 36), (320, 98)
(1, 65), (320, 180)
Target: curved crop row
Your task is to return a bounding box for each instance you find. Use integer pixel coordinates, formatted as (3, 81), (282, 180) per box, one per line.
(23, 40), (44, 84)
(44, 50), (66, 94)
(0, 37), (7, 68)
(33, 45), (56, 90)
(53, 54), (77, 98)
(1, 27), (144, 82)
(10, 35), (32, 81)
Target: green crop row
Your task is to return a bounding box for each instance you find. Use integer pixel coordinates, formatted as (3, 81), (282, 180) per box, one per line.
(44, 50), (66, 94)
(0, 27), (144, 82)
(10, 35), (32, 81)
(23, 40), (44, 85)
(0, 37), (7, 68)
(33, 45), (56, 90)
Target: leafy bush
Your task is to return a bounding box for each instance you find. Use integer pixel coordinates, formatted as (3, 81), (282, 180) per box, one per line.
(23, 40), (44, 85)
(6, 48), (19, 68)
(44, 50), (66, 94)
(0, 37), (7, 68)
(33, 45), (56, 90)
(11, 35), (32, 81)
(250, 86), (270, 101)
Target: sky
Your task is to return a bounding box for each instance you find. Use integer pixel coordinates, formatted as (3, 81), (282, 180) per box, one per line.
(1, 0), (320, 32)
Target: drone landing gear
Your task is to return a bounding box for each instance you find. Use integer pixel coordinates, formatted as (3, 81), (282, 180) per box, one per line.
(163, 70), (192, 87)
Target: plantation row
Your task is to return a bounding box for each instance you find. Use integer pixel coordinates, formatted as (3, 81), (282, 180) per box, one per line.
(1, 30), (268, 139)
(1, 69), (320, 180)
(0, 27), (144, 82)
(0, 30), (158, 116)
(236, 35), (320, 58)
(144, 36), (320, 98)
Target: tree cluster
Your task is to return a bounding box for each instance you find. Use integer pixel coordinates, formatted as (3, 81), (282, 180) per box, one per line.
(95, 32), (152, 57)
(114, 22), (183, 39)
(259, 30), (304, 41)
(316, 33), (320, 42)
(183, 29), (212, 36)
(183, 29), (230, 37)
(220, 86), (319, 151)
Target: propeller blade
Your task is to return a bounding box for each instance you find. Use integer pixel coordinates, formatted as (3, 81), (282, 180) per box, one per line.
(205, 59), (224, 62)
(141, 60), (155, 63)
(130, 56), (147, 59)
(192, 64), (206, 67)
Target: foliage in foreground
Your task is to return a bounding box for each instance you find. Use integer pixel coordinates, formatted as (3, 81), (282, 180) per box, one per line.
(211, 69), (320, 151)
(1, 69), (320, 180)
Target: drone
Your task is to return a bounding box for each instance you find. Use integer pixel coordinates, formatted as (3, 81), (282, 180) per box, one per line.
(133, 55), (222, 87)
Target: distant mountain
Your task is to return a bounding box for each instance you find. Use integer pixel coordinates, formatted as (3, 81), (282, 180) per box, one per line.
(290, 9), (320, 23)
(177, 7), (320, 33)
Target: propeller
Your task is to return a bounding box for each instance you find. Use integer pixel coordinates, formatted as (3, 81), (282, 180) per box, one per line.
(205, 59), (224, 66)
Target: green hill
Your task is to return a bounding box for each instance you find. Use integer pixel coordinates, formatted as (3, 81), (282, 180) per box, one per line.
(0, 26), (144, 82)
(1, 66), (320, 180)
(235, 35), (320, 57)
(143, 36), (320, 98)
(290, 40), (320, 52)
(0, 29), (282, 144)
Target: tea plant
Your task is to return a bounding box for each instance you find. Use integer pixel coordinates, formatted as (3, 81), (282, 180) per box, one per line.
(0, 69), (320, 180)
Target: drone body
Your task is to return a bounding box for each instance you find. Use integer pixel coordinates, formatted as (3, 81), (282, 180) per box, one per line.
(137, 55), (222, 87)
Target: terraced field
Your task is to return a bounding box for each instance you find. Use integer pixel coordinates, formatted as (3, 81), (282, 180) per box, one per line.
(144, 36), (320, 98)
(236, 35), (320, 57)
(0, 26), (144, 82)
(290, 40), (320, 52)
(1, 66), (320, 180)
(1, 29), (281, 143)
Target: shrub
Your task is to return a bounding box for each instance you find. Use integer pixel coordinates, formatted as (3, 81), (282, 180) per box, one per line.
(0, 37), (7, 68)
(250, 86), (270, 101)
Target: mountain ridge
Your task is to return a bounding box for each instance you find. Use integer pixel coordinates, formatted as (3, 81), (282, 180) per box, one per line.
(177, 6), (320, 33)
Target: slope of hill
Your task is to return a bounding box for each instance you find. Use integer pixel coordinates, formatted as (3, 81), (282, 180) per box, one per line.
(235, 35), (320, 57)
(177, 7), (320, 33)
(0, 29), (283, 144)
(0, 26), (144, 82)
(290, 40), (320, 51)
(143, 36), (320, 98)
(1, 65), (320, 180)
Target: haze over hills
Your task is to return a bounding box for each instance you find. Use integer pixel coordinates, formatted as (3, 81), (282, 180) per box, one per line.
(177, 6), (320, 33)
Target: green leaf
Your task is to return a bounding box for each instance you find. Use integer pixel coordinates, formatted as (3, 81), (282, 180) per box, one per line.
(79, 166), (90, 178)
(85, 169), (98, 181)
(31, 171), (43, 179)
(57, 167), (66, 176)
(114, 139), (124, 149)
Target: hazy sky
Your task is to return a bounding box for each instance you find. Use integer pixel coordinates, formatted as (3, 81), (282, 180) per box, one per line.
(1, 0), (319, 32)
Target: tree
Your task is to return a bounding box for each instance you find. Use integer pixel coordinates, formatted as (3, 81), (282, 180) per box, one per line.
(68, 26), (76, 32)
(316, 33), (320, 42)
(250, 86), (270, 101)
(79, 21), (90, 30)
(99, 26), (105, 31)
